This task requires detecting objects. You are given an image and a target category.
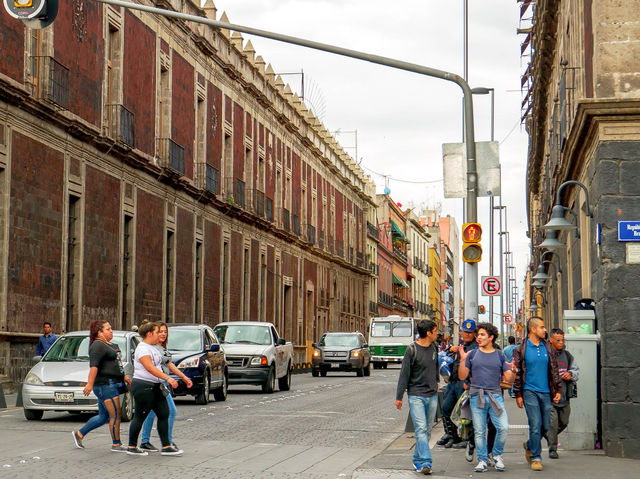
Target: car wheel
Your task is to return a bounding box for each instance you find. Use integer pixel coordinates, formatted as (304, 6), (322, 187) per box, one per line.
(195, 371), (210, 405)
(356, 364), (364, 377)
(311, 368), (319, 377)
(320, 369), (327, 377)
(213, 370), (228, 402)
(261, 365), (275, 394)
(278, 363), (292, 391)
(24, 408), (44, 421)
(363, 361), (371, 377)
(120, 391), (134, 422)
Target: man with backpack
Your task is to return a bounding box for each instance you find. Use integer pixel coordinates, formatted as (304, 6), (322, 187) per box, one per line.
(458, 323), (514, 472)
(395, 319), (439, 475)
(547, 328), (580, 459)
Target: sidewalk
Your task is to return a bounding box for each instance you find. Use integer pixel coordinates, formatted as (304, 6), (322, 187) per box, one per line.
(353, 395), (640, 478)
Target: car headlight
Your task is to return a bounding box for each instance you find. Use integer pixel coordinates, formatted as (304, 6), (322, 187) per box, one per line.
(250, 356), (268, 366)
(177, 356), (200, 369)
(24, 372), (44, 385)
(351, 350), (360, 358)
(313, 349), (321, 358)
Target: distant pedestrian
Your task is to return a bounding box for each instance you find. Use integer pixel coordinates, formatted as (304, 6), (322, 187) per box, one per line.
(139, 322), (192, 452)
(513, 317), (561, 471)
(127, 321), (183, 456)
(72, 320), (131, 452)
(547, 328), (579, 459)
(458, 323), (514, 473)
(395, 319), (439, 475)
(36, 321), (58, 356)
(503, 336), (517, 398)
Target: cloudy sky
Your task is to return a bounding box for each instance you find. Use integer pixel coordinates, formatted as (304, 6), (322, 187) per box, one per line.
(210, 0), (530, 320)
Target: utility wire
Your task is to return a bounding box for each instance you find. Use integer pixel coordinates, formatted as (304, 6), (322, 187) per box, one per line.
(361, 164), (443, 185)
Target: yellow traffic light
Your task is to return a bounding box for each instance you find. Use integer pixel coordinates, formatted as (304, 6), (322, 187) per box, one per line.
(462, 222), (482, 263)
(14, 0), (33, 6)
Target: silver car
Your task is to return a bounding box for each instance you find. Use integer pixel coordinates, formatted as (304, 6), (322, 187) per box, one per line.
(22, 330), (140, 421)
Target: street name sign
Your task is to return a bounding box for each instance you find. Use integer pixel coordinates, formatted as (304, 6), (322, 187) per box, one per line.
(618, 221), (640, 241)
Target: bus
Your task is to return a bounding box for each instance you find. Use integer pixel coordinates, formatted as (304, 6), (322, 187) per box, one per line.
(368, 316), (415, 368)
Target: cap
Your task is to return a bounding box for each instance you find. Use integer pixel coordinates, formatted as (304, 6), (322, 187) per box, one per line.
(461, 319), (477, 332)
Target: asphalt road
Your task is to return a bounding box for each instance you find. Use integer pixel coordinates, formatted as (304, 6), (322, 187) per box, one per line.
(0, 367), (406, 479)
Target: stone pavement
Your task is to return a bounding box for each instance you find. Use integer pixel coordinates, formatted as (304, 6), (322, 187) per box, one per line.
(353, 395), (640, 478)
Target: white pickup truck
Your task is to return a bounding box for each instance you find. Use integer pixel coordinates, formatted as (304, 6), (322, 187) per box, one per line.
(213, 321), (293, 393)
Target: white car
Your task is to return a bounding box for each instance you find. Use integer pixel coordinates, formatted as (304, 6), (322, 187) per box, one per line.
(22, 330), (139, 421)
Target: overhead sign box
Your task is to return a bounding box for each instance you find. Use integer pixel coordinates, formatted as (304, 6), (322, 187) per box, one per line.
(442, 141), (501, 198)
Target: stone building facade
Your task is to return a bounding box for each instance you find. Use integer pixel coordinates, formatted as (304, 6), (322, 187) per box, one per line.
(0, 0), (373, 384)
(523, 0), (640, 458)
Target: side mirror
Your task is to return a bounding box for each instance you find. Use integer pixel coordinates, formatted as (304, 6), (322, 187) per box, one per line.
(277, 338), (286, 346)
(312, 343), (317, 349)
(208, 344), (220, 352)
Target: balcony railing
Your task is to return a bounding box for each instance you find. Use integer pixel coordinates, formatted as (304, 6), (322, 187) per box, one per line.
(378, 291), (393, 307)
(293, 214), (301, 236)
(366, 221), (379, 241)
(318, 229), (324, 249)
(335, 239), (344, 257)
(254, 190), (265, 217)
(356, 251), (365, 268)
(223, 178), (245, 207)
(106, 104), (135, 148)
(369, 262), (378, 275)
(392, 244), (408, 264)
(31, 56), (69, 109)
(266, 198), (274, 222)
(156, 138), (185, 175)
(306, 224), (316, 244)
(196, 163), (219, 194)
(369, 301), (379, 315)
(282, 208), (290, 232)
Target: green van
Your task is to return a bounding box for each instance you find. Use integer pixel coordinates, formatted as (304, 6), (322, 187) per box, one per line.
(368, 316), (415, 368)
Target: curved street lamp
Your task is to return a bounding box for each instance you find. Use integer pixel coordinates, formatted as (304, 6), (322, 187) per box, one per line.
(537, 229), (564, 250)
(543, 180), (593, 231)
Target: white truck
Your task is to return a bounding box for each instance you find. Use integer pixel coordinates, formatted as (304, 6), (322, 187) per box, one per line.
(213, 321), (293, 393)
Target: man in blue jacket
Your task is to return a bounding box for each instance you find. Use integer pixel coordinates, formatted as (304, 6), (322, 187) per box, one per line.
(36, 322), (58, 356)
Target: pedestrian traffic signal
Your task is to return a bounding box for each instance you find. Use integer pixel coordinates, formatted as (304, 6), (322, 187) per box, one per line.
(3, 0), (57, 29)
(462, 222), (482, 263)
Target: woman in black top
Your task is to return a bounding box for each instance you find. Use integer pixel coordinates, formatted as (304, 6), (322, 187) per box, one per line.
(72, 320), (131, 452)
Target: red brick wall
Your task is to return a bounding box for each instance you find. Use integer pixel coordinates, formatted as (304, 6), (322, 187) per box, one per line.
(171, 52), (194, 179)
(203, 219), (221, 326)
(54, 1), (103, 126)
(82, 166), (120, 328)
(229, 231), (243, 319)
(7, 133), (64, 333)
(175, 207), (194, 321)
(0, 10), (24, 83)
(233, 103), (244, 180)
(207, 83), (222, 171)
(123, 12), (156, 155)
(135, 190), (164, 320)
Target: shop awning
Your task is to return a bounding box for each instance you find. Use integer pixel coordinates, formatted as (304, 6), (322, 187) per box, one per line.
(390, 220), (409, 243)
(392, 273), (410, 289)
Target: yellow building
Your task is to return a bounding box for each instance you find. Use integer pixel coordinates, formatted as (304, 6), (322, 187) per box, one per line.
(428, 246), (442, 327)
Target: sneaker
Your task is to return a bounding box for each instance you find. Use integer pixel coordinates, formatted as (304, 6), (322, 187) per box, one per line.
(71, 431), (84, 449)
(161, 445), (184, 456)
(419, 464), (432, 475)
(126, 447), (149, 456)
(474, 460), (488, 472)
(523, 441), (533, 464)
(531, 460), (543, 471)
(549, 450), (559, 459)
(111, 444), (128, 453)
(493, 454), (505, 471)
(140, 442), (159, 452)
(465, 442), (475, 462)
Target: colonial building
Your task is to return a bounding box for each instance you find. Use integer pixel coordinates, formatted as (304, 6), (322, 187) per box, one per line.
(522, 0), (640, 458)
(0, 0), (374, 384)
(438, 216), (461, 342)
(405, 210), (431, 319)
(365, 183), (379, 319)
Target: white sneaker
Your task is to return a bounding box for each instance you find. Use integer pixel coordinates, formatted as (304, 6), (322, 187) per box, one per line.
(474, 460), (488, 472)
(493, 455), (505, 472)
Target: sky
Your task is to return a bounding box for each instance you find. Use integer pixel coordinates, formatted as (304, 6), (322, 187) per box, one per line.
(209, 0), (531, 323)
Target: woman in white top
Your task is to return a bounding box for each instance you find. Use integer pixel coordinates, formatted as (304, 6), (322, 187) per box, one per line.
(127, 321), (182, 456)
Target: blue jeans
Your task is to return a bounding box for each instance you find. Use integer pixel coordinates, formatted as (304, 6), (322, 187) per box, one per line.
(408, 395), (438, 469)
(141, 387), (176, 444)
(523, 389), (551, 461)
(79, 379), (124, 444)
(470, 392), (509, 462)
(441, 381), (465, 418)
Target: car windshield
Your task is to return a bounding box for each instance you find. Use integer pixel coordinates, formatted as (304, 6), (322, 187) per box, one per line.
(319, 335), (360, 347)
(371, 322), (391, 337)
(214, 325), (272, 345)
(43, 335), (127, 361)
(392, 322), (413, 337)
(167, 329), (203, 351)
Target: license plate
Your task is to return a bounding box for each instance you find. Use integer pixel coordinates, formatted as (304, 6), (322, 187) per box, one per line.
(331, 363), (340, 368)
(54, 392), (74, 403)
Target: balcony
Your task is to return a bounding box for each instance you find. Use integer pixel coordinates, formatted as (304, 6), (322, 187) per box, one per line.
(31, 56), (69, 110)
(306, 224), (316, 244)
(335, 239), (344, 257)
(393, 295), (408, 312)
(224, 178), (245, 207)
(392, 244), (408, 264)
(318, 230), (324, 249)
(156, 138), (185, 175)
(105, 104), (135, 148)
(378, 291), (393, 307)
(366, 221), (379, 241)
(282, 208), (290, 232)
(254, 190), (265, 217)
(196, 163), (220, 195)
(356, 251), (365, 268)
(293, 214), (301, 236)
(369, 262), (378, 276)
(266, 198), (274, 222)
(369, 301), (379, 315)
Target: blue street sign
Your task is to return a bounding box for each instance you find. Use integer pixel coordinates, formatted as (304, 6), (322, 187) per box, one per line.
(618, 221), (640, 241)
